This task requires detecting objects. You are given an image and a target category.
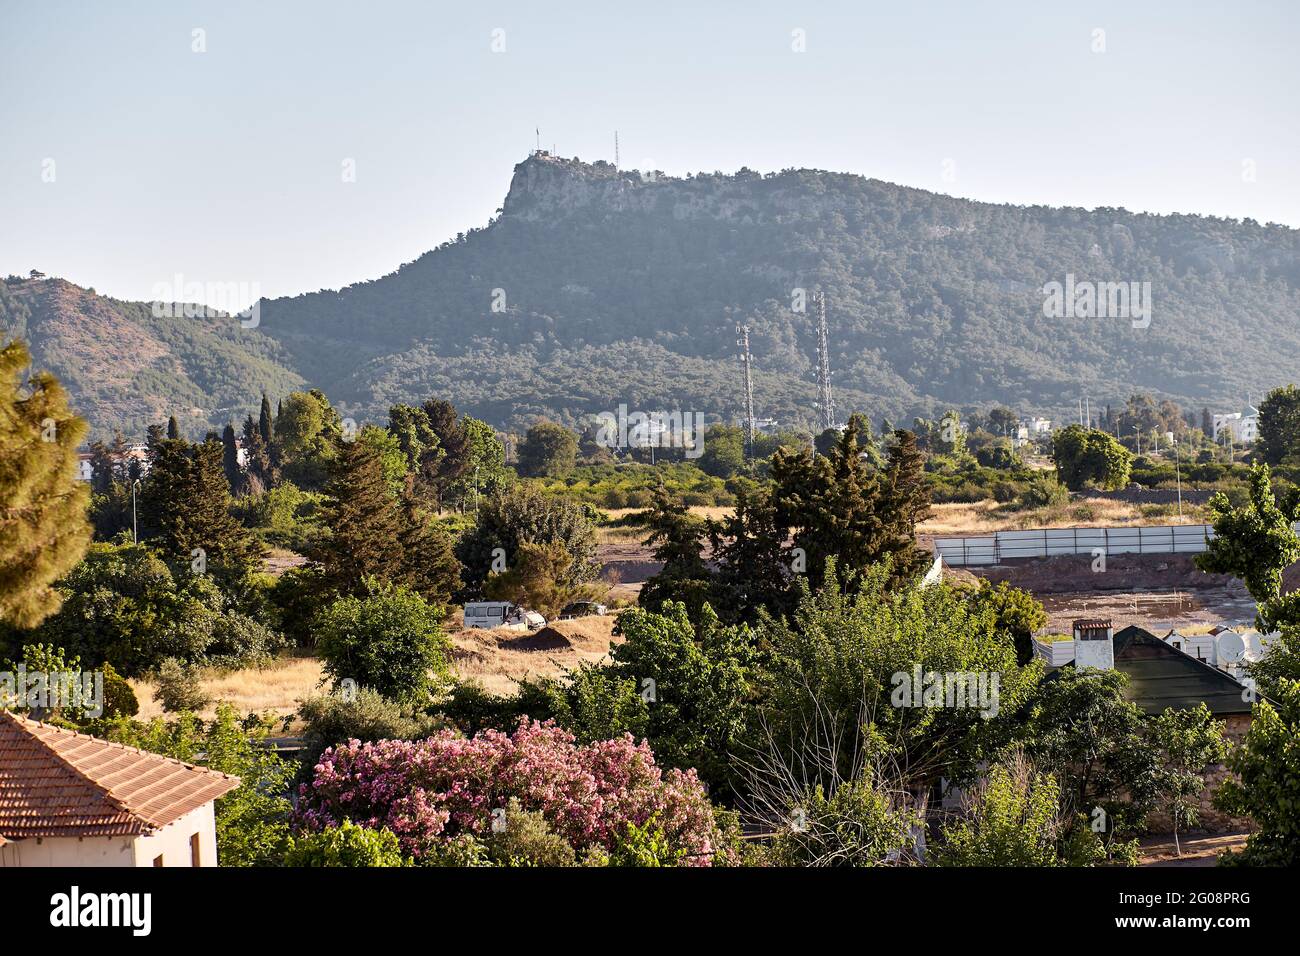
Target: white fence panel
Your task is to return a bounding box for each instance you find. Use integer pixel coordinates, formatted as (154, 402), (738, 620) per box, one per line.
(936, 524), (1217, 566)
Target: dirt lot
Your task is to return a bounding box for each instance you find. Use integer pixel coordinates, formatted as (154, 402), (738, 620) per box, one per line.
(450, 615), (622, 696)
(960, 553), (1258, 634)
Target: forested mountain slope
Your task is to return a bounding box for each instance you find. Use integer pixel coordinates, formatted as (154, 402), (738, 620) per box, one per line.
(6, 153), (1299, 438)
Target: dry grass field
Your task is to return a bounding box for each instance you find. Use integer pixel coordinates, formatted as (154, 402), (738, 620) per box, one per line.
(918, 498), (1205, 536)
(129, 655), (326, 722)
(450, 615), (622, 696)
(127, 616), (623, 720)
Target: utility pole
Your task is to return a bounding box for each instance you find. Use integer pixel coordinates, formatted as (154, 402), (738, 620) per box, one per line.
(814, 291), (835, 431)
(1173, 438), (1183, 519)
(738, 325), (756, 457)
(131, 478), (140, 544)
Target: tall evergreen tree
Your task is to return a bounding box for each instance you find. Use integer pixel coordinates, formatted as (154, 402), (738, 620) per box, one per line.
(315, 437), (407, 597)
(638, 485), (713, 618)
(167, 415), (180, 440)
(421, 398), (469, 501)
(397, 480), (461, 607)
(241, 413), (273, 492)
(708, 484), (792, 623)
(142, 435), (262, 584)
(0, 340), (92, 627)
(221, 423), (242, 493)
(879, 428), (933, 578)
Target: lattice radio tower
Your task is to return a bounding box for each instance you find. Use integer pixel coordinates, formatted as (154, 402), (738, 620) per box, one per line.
(814, 291), (836, 431)
(738, 324), (756, 457)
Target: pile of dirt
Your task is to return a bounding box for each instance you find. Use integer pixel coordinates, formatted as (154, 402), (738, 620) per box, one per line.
(504, 626), (573, 652)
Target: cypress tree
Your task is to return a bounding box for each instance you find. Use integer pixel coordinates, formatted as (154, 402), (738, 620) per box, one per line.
(0, 340), (92, 627)
(167, 415), (180, 440)
(879, 428), (933, 579)
(315, 436), (407, 596)
(221, 423), (241, 492)
(258, 393), (274, 445)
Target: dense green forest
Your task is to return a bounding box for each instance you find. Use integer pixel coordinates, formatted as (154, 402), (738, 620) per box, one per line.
(6, 153), (1300, 439)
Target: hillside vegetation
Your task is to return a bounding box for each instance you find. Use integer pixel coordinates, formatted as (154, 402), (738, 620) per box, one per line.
(6, 153), (1300, 438)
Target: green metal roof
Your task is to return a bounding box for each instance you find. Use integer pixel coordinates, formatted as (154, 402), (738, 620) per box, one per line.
(1112, 625), (1256, 716)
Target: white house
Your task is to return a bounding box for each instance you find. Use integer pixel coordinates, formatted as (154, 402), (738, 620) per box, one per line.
(0, 712), (239, 867)
(1212, 406), (1259, 445)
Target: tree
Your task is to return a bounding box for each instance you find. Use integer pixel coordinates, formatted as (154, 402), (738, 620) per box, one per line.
(707, 484), (793, 623)
(396, 489), (461, 607)
(1019, 669), (1161, 851)
(1256, 384), (1300, 465)
(167, 415), (180, 440)
(456, 484), (599, 598)
(1215, 679), (1300, 866)
(314, 436), (407, 598)
(443, 416), (508, 508)
(1051, 424), (1132, 490)
(314, 577), (450, 703)
(30, 541), (281, 676)
(484, 539), (586, 616)
(220, 423), (241, 493)
(968, 580), (1048, 666)
(879, 429), (933, 579)
(638, 485), (714, 619)
(988, 406), (1019, 436)
(517, 420), (578, 478)
(141, 436), (263, 585)
(275, 389), (340, 489)
(0, 340), (92, 627)
(420, 398), (469, 501)
(1196, 463), (1300, 628)
(698, 424), (745, 477)
(607, 601), (756, 794)
(935, 757), (1069, 867)
(388, 403), (440, 481)
(1150, 704), (1228, 857)
(759, 561), (1038, 790)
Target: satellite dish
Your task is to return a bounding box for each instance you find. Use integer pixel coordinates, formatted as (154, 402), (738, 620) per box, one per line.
(1217, 631), (1247, 663)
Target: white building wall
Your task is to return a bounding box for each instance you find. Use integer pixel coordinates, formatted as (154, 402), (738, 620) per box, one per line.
(131, 804), (218, 867)
(0, 803), (219, 867)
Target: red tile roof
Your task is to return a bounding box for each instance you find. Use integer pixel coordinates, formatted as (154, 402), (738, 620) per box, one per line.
(0, 712), (240, 840)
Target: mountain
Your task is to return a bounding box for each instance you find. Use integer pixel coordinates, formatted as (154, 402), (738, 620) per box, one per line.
(6, 152), (1300, 439)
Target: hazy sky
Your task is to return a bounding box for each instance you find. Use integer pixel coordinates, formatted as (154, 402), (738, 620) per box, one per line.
(2, 0), (1296, 308)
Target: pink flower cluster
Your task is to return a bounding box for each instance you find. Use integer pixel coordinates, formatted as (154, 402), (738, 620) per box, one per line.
(296, 719), (723, 865)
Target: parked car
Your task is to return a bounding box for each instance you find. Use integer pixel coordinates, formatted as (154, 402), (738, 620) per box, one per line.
(558, 601), (608, 620)
(463, 602), (546, 631)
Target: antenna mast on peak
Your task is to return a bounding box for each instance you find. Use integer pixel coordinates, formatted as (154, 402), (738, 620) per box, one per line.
(614, 131), (619, 168)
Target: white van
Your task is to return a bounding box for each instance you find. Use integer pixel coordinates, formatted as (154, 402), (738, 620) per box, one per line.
(463, 602), (546, 631)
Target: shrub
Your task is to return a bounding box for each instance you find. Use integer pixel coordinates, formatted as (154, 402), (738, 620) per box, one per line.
(484, 798), (578, 867)
(313, 577), (449, 703)
(297, 687), (440, 773)
(1017, 475), (1069, 509)
(284, 820), (411, 867)
(152, 658), (210, 713)
(935, 757), (1067, 867)
(100, 662), (138, 718)
(296, 719), (728, 865)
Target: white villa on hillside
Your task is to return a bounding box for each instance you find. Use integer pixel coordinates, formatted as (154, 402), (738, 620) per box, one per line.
(1213, 405), (1259, 444)
(0, 712), (239, 867)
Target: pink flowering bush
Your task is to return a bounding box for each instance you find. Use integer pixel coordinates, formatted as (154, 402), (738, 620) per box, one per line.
(296, 719), (728, 865)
